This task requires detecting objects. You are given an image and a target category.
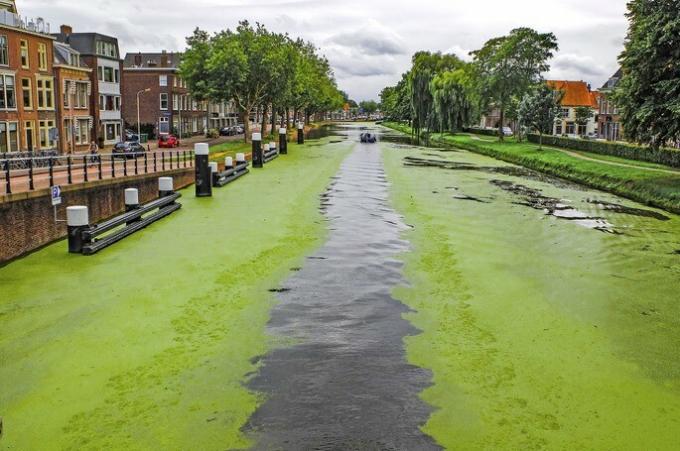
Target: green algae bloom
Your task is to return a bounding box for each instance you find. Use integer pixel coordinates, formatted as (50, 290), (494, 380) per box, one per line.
(383, 139), (680, 450)
(0, 139), (351, 450)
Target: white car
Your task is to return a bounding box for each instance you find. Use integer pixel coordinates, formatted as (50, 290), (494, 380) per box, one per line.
(502, 127), (514, 136)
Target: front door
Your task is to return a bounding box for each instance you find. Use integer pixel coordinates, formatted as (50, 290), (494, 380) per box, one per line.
(24, 121), (34, 151)
(159, 117), (170, 134)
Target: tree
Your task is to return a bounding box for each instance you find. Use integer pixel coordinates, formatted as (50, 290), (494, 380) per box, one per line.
(574, 106), (594, 137)
(359, 100), (379, 114)
(379, 73), (411, 123)
(410, 52), (465, 140)
(430, 68), (472, 134)
(471, 28), (559, 141)
(518, 85), (563, 149)
(613, 0), (680, 148)
(179, 28), (213, 137)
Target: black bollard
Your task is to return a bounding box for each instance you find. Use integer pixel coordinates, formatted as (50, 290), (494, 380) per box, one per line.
(297, 123), (304, 144)
(67, 206), (89, 254)
(252, 133), (263, 168)
(194, 143), (212, 197)
(158, 177), (174, 197)
(279, 128), (288, 154)
(209, 162), (219, 186)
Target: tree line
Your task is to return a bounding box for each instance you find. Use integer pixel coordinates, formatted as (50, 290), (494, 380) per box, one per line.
(180, 21), (345, 141)
(380, 0), (680, 150)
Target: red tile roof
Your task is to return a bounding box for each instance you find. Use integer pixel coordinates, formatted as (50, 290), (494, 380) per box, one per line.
(547, 80), (599, 108)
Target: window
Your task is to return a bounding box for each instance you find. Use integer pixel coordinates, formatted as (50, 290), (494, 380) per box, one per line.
(566, 122), (576, 135)
(172, 94), (178, 111)
(0, 75), (16, 110)
(36, 77), (54, 110)
(159, 75), (167, 86)
(97, 66), (103, 81)
(77, 118), (89, 144)
(103, 122), (121, 141)
(69, 53), (80, 67)
(9, 122), (17, 151)
(24, 121), (35, 151)
(96, 41), (118, 58)
(0, 36), (7, 66)
(0, 123), (6, 152)
(22, 78), (32, 110)
(20, 40), (29, 68)
(39, 120), (56, 148)
(99, 94), (120, 111)
(76, 82), (88, 108)
(555, 123), (562, 135)
(160, 93), (168, 110)
(38, 43), (47, 71)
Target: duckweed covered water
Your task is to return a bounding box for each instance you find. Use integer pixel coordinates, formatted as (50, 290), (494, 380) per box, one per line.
(381, 127), (680, 449)
(0, 139), (351, 450)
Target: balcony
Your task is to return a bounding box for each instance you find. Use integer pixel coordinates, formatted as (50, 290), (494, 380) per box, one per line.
(0, 10), (51, 35)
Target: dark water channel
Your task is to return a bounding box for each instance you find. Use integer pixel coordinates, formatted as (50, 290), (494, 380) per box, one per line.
(245, 125), (440, 450)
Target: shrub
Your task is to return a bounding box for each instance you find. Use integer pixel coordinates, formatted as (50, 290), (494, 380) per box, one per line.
(206, 129), (219, 139)
(527, 134), (680, 168)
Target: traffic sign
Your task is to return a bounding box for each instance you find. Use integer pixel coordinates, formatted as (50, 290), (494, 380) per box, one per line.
(51, 185), (62, 206)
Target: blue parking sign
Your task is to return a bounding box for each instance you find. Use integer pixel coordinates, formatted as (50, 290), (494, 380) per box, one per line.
(51, 185), (62, 206)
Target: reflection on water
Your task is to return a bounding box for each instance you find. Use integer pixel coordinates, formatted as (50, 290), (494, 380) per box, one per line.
(246, 124), (439, 449)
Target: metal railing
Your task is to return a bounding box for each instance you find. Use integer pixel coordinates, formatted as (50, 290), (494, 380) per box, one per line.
(0, 150), (194, 195)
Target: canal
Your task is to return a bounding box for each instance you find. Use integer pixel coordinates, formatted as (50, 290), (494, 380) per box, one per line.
(1, 123), (679, 450)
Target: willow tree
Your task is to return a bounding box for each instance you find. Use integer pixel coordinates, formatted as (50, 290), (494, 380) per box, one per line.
(410, 52), (463, 140)
(430, 67), (473, 134)
(471, 28), (558, 141)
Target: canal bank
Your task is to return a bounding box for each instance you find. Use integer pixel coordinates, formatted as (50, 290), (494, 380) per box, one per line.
(380, 128), (680, 449)
(0, 137), (351, 450)
(382, 122), (680, 215)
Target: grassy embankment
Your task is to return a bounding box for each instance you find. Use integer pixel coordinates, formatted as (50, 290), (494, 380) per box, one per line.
(382, 143), (680, 449)
(383, 121), (680, 214)
(0, 138), (351, 450)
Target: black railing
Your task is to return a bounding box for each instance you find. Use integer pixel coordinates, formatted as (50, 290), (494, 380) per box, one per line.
(0, 150), (194, 195)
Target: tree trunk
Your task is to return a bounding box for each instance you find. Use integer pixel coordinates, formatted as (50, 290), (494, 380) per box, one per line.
(241, 109), (250, 143)
(539, 132), (543, 150)
(261, 105), (268, 137)
(271, 105), (276, 136)
(499, 106), (505, 142)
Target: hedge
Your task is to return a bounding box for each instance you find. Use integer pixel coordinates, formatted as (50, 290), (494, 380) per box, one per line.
(526, 134), (680, 168)
(465, 127), (500, 137)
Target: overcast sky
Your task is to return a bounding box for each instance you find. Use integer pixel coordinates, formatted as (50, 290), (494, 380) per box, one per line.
(23, 0), (629, 101)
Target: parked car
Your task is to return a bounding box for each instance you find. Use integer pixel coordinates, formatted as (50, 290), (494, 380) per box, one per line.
(158, 134), (180, 148)
(125, 129), (140, 142)
(112, 141), (146, 159)
(502, 127), (514, 137)
(219, 126), (235, 136)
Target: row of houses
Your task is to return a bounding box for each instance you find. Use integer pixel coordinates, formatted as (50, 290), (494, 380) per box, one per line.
(0, 0), (239, 156)
(481, 71), (623, 141)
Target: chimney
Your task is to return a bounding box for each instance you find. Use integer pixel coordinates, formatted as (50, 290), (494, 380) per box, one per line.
(60, 24), (72, 36)
(134, 52), (142, 67)
(160, 50), (168, 68)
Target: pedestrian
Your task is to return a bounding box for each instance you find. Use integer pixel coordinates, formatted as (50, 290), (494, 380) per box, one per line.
(89, 141), (99, 164)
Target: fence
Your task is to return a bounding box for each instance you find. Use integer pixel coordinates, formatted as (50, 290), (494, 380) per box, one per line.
(0, 150), (195, 195)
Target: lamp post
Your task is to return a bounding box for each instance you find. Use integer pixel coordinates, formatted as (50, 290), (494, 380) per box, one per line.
(136, 88), (151, 142)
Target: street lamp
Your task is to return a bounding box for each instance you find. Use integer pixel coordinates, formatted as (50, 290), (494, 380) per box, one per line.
(136, 88), (151, 142)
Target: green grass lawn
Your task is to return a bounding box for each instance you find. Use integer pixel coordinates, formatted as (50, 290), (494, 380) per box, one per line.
(383, 122), (680, 214)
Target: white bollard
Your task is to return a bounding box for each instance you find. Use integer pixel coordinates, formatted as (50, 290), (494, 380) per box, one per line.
(236, 153), (246, 163)
(225, 156), (234, 168)
(209, 162), (218, 173)
(124, 188), (139, 208)
(159, 177), (174, 197)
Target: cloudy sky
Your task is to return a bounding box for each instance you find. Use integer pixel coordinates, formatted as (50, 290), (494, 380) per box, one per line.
(22, 0), (629, 101)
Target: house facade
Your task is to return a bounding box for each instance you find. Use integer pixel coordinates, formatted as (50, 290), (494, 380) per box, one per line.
(53, 41), (93, 153)
(53, 25), (124, 147)
(597, 69), (623, 142)
(122, 51), (238, 138)
(0, 0), (57, 153)
(547, 80), (599, 137)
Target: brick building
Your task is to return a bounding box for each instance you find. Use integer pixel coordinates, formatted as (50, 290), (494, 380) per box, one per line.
(597, 69), (623, 142)
(53, 25), (123, 147)
(53, 41), (93, 153)
(0, 0), (57, 153)
(122, 51), (238, 138)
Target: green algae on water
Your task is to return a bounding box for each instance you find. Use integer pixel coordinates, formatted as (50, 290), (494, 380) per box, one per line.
(0, 139), (351, 451)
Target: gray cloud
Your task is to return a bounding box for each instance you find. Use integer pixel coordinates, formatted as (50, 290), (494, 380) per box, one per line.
(20, 0), (629, 101)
